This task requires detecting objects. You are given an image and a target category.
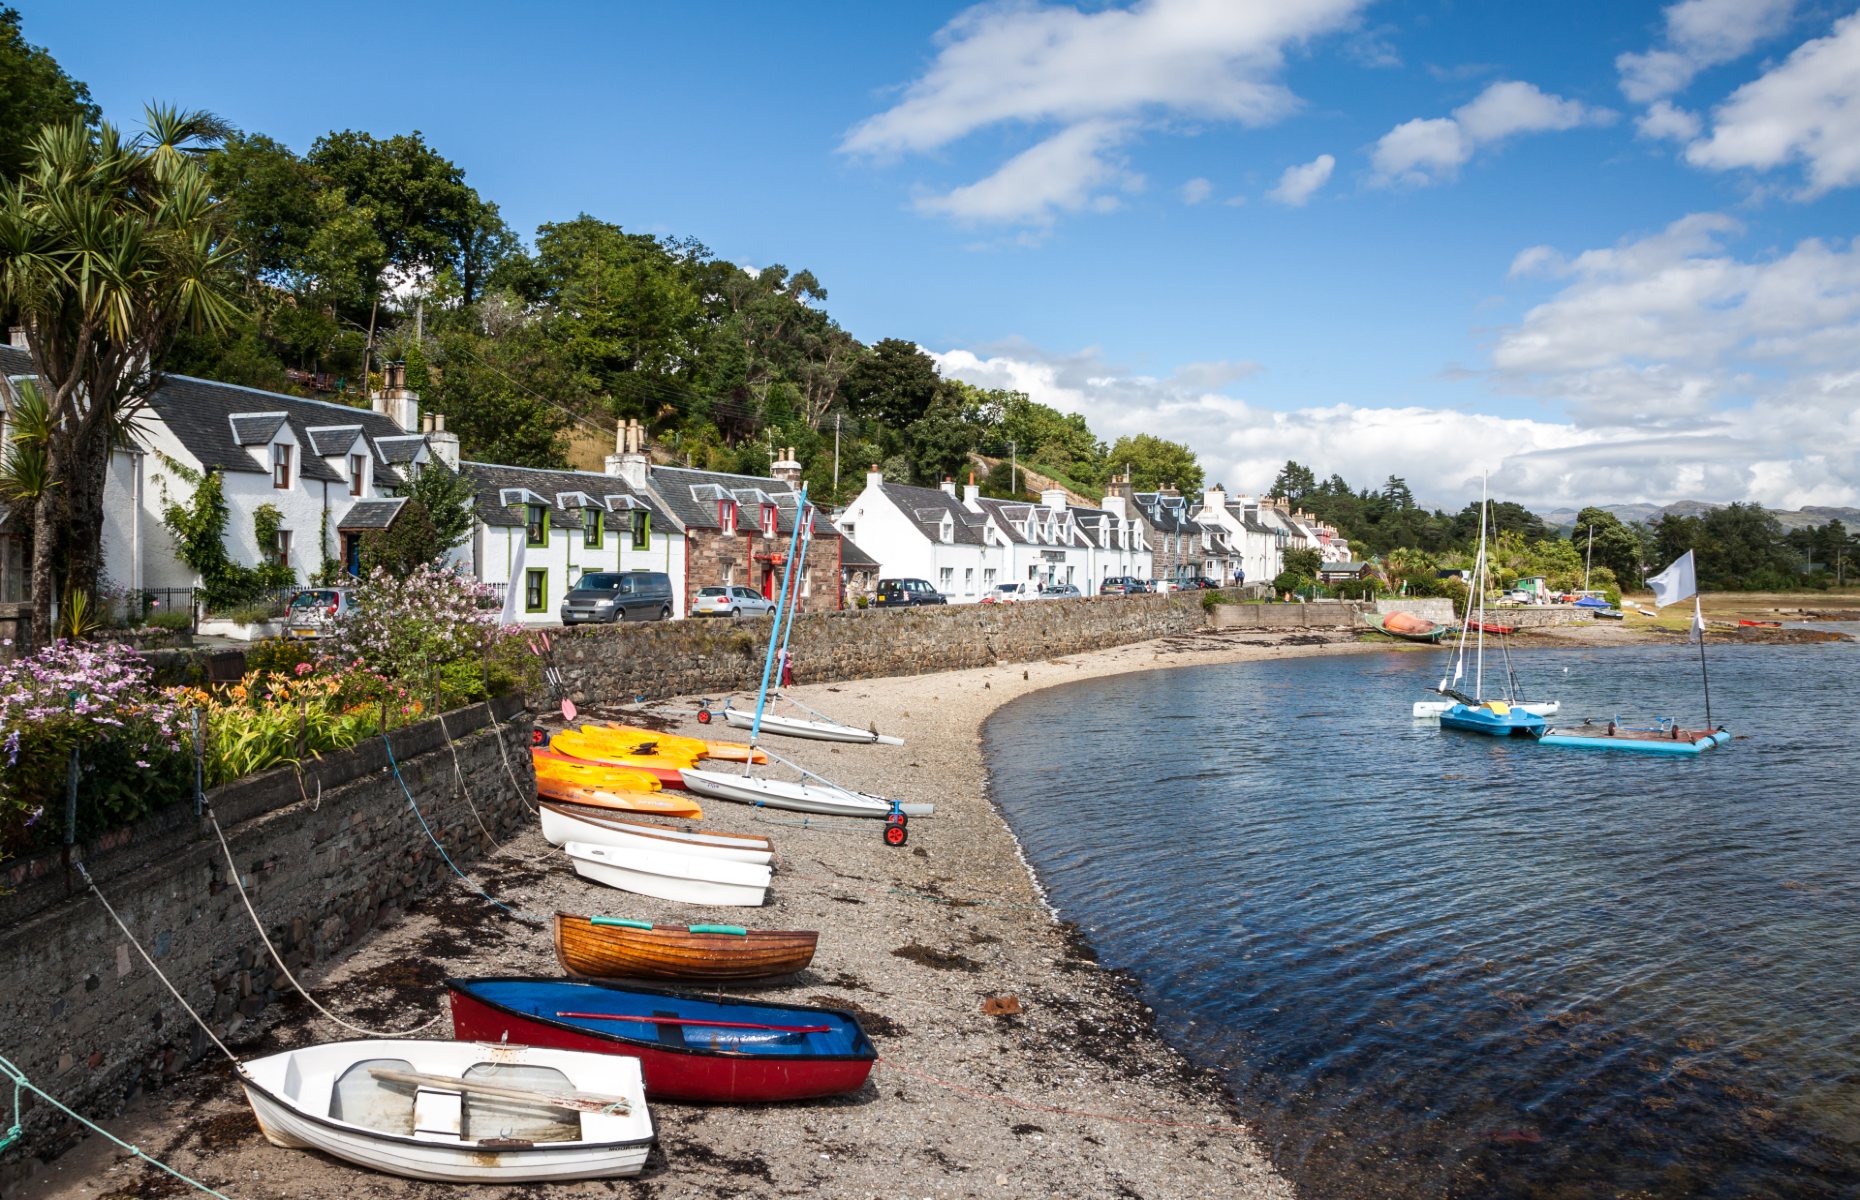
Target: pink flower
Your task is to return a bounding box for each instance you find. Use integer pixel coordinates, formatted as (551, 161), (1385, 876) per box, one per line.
(294, 662), (314, 676)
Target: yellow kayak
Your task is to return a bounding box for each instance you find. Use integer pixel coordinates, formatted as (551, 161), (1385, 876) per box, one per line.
(592, 723), (768, 765)
(568, 725), (703, 765)
(532, 748), (663, 793)
(535, 777), (702, 819)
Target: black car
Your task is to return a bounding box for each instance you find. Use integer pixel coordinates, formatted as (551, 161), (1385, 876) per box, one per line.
(873, 577), (947, 607)
(1181, 577), (1221, 590)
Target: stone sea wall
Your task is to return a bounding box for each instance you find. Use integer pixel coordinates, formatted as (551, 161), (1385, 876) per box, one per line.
(546, 591), (1209, 704)
(0, 695), (534, 1187)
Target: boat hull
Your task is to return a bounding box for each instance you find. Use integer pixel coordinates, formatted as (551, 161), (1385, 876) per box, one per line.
(238, 1039), (652, 1182)
(1538, 727), (1731, 755)
(1438, 703), (1548, 737)
(1414, 699), (1558, 718)
(1364, 613), (1448, 643)
(535, 779), (702, 820)
(554, 913), (816, 983)
(564, 841), (769, 907)
(540, 802), (773, 865)
(721, 707), (903, 745)
(679, 767), (933, 819)
(447, 978), (875, 1103)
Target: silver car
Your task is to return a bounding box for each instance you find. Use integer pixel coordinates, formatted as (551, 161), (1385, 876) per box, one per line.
(691, 585), (777, 618)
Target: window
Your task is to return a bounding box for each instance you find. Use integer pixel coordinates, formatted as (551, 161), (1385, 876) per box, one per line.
(718, 499), (737, 534)
(630, 510), (650, 550)
(349, 454), (365, 497)
(272, 442), (292, 489)
(938, 567), (953, 592)
(341, 533), (362, 577)
(801, 571), (812, 599)
(526, 504), (548, 547)
(983, 568), (996, 588)
(524, 568), (547, 612)
(761, 504), (777, 538)
(273, 529), (291, 569)
(583, 511), (602, 549)
(964, 567), (974, 594)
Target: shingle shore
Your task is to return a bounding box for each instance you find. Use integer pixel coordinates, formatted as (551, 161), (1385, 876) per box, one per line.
(24, 628), (1376, 1200)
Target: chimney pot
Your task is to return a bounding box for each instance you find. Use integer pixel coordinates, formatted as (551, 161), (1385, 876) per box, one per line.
(7, 325), (27, 350)
(433, 413), (444, 432)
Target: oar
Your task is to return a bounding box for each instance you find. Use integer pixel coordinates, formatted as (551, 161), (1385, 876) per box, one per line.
(555, 1010), (829, 1034)
(367, 1067), (631, 1115)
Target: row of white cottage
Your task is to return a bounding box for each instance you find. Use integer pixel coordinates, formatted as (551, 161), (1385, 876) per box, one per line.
(833, 469), (1351, 602)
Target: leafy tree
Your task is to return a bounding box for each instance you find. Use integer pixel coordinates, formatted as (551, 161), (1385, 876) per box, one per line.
(1381, 476), (1415, 509)
(1269, 461), (1317, 503)
(1569, 507), (1644, 587)
(307, 129), (479, 292)
(1105, 433), (1203, 493)
(902, 388), (978, 484)
(403, 463), (477, 552)
(360, 497), (443, 576)
(1283, 547), (1322, 578)
(843, 338), (941, 429)
(0, 107), (241, 642)
(427, 322), (570, 468)
(0, 7), (99, 182)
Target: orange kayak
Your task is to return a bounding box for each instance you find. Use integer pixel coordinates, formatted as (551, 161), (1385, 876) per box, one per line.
(548, 731), (699, 781)
(535, 776), (703, 819)
(531, 749), (663, 793)
(536, 746), (683, 789)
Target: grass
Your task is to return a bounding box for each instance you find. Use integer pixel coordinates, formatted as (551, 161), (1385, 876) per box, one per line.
(1616, 589), (1860, 632)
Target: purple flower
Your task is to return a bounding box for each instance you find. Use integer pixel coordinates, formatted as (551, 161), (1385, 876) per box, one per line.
(24, 806), (42, 827)
(4, 729), (16, 765)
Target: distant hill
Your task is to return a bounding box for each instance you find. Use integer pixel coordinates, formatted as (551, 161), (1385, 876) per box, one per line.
(1538, 501), (1860, 533)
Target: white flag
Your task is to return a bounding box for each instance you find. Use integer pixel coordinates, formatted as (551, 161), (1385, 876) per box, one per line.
(1688, 596), (1706, 643)
(1646, 550), (1697, 608)
(498, 536), (528, 626)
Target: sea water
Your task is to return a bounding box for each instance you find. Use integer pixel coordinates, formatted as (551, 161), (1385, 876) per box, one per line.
(983, 635), (1860, 1199)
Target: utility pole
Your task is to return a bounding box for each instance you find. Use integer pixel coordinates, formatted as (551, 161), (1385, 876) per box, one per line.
(833, 413), (840, 497)
(1010, 440), (1018, 497)
(1583, 524), (1594, 593)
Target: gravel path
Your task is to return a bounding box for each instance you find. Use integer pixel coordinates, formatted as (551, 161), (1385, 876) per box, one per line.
(25, 628), (1375, 1200)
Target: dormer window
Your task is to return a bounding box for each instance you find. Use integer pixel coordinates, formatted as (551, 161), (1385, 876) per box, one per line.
(349, 453), (366, 496)
(939, 517), (953, 544)
(272, 443), (292, 489)
(719, 499), (738, 534)
(526, 504), (549, 547)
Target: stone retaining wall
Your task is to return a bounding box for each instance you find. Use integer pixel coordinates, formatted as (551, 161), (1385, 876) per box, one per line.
(0, 695), (534, 1187)
(548, 592), (1208, 704)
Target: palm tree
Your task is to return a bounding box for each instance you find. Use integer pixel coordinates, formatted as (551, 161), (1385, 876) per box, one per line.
(0, 105), (240, 642)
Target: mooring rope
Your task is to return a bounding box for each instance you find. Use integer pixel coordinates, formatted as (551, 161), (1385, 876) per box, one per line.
(380, 735), (544, 926)
(875, 1056), (1250, 1134)
(487, 707), (538, 814)
(205, 812), (445, 1037)
(436, 710), (497, 841)
(0, 1054), (239, 1198)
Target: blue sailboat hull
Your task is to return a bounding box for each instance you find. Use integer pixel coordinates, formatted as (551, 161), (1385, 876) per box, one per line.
(1438, 703), (1549, 737)
(1537, 729), (1730, 755)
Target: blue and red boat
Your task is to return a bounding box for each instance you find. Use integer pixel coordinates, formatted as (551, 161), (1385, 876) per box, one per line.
(445, 977), (876, 1103)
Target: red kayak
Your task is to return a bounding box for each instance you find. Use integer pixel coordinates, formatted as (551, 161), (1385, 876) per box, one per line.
(446, 977), (876, 1103)
(1737, 619), (1781, 627)
(1472, 621), (1517, 635)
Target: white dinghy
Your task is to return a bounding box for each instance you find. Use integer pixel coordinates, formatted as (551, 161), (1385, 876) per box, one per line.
(564, 840), (771, 907)
(680, 766), (934, 819)
(721, 696), (904, 746)
(540, 801), (775, 866)
(238, 1038), (653, 1183)
(1412, 698), (1559, 719)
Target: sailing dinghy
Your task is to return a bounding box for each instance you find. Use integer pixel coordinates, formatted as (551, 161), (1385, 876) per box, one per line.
(237, 1038), (654, 1182)
(720, 696), (904, 745)
(540, 801), (774, 865)
(564, 841), (771, 907)
(680, 765), (933, 819)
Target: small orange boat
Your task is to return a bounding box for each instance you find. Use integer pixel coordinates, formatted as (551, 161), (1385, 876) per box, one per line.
(554, 913), (817, 984)
(535, 746), (684, 789)
(588, 723), (768, 764)
(531, 749), (663, 793)
(534, 777), (702, 819)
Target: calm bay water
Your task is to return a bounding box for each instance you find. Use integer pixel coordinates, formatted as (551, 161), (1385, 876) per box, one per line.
(983, 635), (1860, 1199)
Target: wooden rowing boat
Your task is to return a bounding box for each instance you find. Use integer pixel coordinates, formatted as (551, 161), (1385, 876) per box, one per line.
(554, 913), (816, 983)
(237, 1038), (653, 1182)
(539, 801), (771, 865)
(447, 978), (875, 1102)
(535, 778), (702, 820)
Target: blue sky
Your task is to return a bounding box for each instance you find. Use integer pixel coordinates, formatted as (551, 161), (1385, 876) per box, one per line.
(23, 0), (1860, 510)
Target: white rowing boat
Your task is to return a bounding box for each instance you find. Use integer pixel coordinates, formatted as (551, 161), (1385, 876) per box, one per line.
(721, 704), (904, 746)
(238, 1038), (653, 1183)
(564, 841), (771, 907)
(679, 767), (934, 819)
(540, 801), (774, 866)
(1412, 699), (1559, 719)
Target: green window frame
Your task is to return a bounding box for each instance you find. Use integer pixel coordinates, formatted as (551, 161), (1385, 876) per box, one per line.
(525, 504), (549, 547)
(524, 568), (547, 612)
(583, 511), (602, 549)
(630, 509), (650, 550)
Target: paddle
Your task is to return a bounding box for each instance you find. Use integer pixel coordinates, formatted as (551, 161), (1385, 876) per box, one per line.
(367, 1067), (631, 1115)
(554, 1011), (829, 1034)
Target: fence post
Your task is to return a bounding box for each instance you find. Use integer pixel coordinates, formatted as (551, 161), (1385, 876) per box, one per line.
(64, 745), (79, 845)
(192, 707), (205, 815)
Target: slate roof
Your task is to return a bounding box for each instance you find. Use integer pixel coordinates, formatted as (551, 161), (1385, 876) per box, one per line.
(374, 435), (427, 464)
(838, 537), (880, 568)
(303, 425), (366, 457)
(878, 482), (987, 546)
(971, 497), (1032, 544)
(646, 465), (806, 533)
(1128, 491), (1193, 535)
(336, 498), (406, 531)
(458, 461), (673, 531)
(228, 413), (287, 446)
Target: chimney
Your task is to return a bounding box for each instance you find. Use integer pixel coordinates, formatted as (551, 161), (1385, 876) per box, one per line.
(426, 411), (460, 470)
(1040, 487), (1068, 511)
(771, 445), (802, 486)
(1203, 486), (1226, 510)
(605, 418), (651, 489)
(963, 480), (980, 507)
(374, 361), (419, 432)
(939, 477), (957, 498)
(1160, 481), (1180, 498)
(866, 464), (883, 490)
(7, 326), (26, 350)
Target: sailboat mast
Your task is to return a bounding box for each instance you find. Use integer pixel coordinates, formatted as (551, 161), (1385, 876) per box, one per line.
(1474, 475), (1488, 701)
(748, 482), (808, 750)
(1697, 596), (1714, 728)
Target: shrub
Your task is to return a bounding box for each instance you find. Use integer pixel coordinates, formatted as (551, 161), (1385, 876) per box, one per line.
(149, 611), (192, 633)
(1273, 571), (1313, 596)
(246, 637), (316, 676)
(1334, 579), (1378, 601)
(1201, 589), (1229, 611)
(0, 641), (191, 851)
(168, 668), (383, 788)
(220, 602), (283, 626)
(323, 565), (536, 708)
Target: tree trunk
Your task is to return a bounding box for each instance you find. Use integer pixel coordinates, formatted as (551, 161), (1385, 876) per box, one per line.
(28, 482), (64, 645)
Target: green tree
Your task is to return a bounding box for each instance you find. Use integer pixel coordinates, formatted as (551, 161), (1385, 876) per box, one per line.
(360, 497), (444, 576)
(0, 8), (99, 182)
(1269, 461), (1317, 503)
(1106, 433), (1203, 493)
(1569, 507), (1644, 587)
(403, 463), (477, 552)
(427, 322), (570, 468)
(903, 388), (979, 484)
(0, 107), (241, 641)
(843, 337), (941, 429)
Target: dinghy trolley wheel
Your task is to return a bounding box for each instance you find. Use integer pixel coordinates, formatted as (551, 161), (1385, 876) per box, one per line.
(884, 808), (909, 847)
(695, 700), (714, 725)
(531, 728), (548, 747)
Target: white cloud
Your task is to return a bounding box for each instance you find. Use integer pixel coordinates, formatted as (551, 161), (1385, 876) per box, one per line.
(1267, 153), (1335, 206)
(916, 120), (1139, 224)
(843, 0), (1369, 223)
(1180, 176), (1214, 205)
(1617, 0), (1796, 103)
(1685, 12), (1860, 197)
(1371, 81), (1613, 186)
(1636, 99), (1702, 142)
(926, 214), (1860, 510)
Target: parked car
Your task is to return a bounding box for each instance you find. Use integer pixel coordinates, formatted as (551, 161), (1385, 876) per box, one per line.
(981, 582), (1032, 604)
(1099, 576), (1136, 595)
(559, 570), (675, 623)
(691, 585), (778, 619)
(1127, 579), (1156, 594)
(1153, 580), (1179, 594)
(285, 588), (353, 639)
(1038, 583), (1083, 599)
(1181, 577), (1221, 590)
(873, 578), (947, 607)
